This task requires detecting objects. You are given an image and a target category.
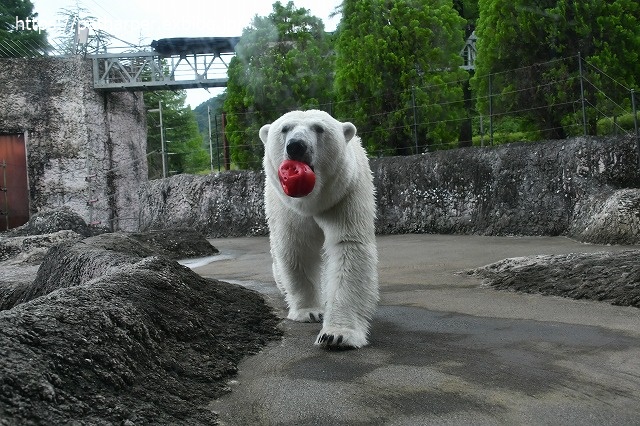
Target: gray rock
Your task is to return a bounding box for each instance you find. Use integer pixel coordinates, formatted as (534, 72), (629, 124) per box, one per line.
(469, 250), (640, 307)
(0, 230), (84, 264)
(570, 188), (640, 245)
(371, 136), (639, 238)
(127, 228), (220, 260)
(138, 172), (267, 237)
(1, 231), (219, 311)
(0, 235), (281, 425)
(5, 206), (102, 238)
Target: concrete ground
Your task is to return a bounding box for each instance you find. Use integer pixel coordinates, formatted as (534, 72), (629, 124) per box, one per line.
(191, 235), (640, 426)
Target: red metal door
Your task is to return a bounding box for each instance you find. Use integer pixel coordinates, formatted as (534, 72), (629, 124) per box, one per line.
(0, 134), (30, 231)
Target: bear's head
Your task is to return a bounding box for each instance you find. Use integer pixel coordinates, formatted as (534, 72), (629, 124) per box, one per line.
(260, 110), (359, 207)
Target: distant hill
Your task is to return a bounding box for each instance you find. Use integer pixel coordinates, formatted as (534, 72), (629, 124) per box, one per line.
(193, 93), (226, 134)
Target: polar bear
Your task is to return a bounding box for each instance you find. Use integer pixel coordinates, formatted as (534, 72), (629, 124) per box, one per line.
(259, 110), (379, 349)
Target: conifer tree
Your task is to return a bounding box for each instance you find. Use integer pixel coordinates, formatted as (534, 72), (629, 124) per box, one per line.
(0, 0), (48, 57)
(224, 1), (334, 169)
(472, 0), (640, 138)
(145, 90), (209, 179)
(334, 0), (467, 155)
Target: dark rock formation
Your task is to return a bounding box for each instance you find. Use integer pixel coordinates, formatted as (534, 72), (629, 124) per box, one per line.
(127, 229), (219, 260)
(5, 207), (101, 238)
(137, 136), (640, 244)
(0, 207), (97, 265)
(470, 250), (640, 308)
(1, 231), (219, 311)
(0, 234), (281, 425)
(0, 230), (84, 264)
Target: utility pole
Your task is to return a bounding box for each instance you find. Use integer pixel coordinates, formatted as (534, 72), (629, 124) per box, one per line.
(149, 101), (167, 178)
(578, 52), (588, 136)
(208, 105), (214, 173)
(411, 85), (418, 153)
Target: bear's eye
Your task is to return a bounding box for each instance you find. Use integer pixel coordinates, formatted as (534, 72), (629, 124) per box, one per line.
(312, 124), (324, 134)
(281, 125), (290, 134)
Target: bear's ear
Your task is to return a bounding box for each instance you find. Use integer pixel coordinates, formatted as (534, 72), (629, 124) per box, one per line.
(343, 122), (356, 143)
(259, 124), (271, 145)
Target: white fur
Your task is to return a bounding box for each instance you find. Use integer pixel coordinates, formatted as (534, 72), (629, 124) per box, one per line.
(260, 110), (379, 349)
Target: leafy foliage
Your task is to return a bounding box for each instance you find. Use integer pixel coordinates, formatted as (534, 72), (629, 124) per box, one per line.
(223, 1), (334, 169)
(144, 90), (209, 179)
(193, 93), (226, 134)
(193, 92), (227, 172)
(0, 0), (48, 57)
(472, 0), (640, 138)
(334, 0), (467, 155)
(453, 0), (479, 36)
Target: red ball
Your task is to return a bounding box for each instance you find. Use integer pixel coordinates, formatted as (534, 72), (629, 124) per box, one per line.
(278, 160), (316, 197)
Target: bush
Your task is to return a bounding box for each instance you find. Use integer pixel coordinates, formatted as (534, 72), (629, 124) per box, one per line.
(472, 131), (542, 146)
(597, 112), (640, 136)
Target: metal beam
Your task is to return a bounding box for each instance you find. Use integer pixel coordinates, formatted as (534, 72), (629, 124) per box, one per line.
(90, 39), (237, 92)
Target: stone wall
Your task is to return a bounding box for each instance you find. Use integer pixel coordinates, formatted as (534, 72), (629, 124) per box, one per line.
(138, 171), (267, 237)
(371, 136), (639, 238)
(0, 57), (147, 231)
(137, 135), (640, 244)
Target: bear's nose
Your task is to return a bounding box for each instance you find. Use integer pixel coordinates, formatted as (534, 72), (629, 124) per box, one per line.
(286, 139), (307, 161)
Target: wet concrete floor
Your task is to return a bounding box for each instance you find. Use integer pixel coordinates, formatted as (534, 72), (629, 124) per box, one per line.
(192, 234), (640, 425)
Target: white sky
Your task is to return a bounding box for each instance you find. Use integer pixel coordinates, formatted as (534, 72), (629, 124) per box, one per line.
(30, 0), (342, 107)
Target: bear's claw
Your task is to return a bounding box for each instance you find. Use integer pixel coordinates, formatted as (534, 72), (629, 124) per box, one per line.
(315, 327), (366, 349)
(309, 312), (323, 322)
(288, 308), (324, 323)
(317, 333), (344, 346)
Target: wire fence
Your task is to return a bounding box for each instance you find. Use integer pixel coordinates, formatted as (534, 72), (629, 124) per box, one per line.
(201, 54), (639, 170)
(0, 30), (150, 58)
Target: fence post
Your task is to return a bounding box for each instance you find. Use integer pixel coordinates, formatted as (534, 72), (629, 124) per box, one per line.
(214, 114), (220, 172)
(411, 85), (418, 153)
(221, 113), (230, 171)
(631, 88), (640, 170)
(578, 52), (588, 136)
(207, 106), (214, 173)
(488, 73), (494, 146)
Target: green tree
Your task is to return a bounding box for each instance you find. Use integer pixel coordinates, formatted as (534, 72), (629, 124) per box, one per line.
(472, 0), (640, 138)
(193, 92), (227, 172)
(453, 0), (479, 146)
(193, 93), (226, 134)
(224, 1), (335, 170)
(0, 0), (48, 57)
(145, 90), (210, 179)
(334, 0), (467, 155)
(453, 0), (479, 36)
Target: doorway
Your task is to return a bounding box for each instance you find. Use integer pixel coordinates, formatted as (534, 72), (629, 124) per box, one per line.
(0, 133), (29, 231)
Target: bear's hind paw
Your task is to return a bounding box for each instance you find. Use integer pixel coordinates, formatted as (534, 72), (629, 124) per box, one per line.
(288, 308), (324, 323)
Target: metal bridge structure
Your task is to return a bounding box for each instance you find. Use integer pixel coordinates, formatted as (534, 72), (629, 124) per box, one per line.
(91, 37), (240, 92)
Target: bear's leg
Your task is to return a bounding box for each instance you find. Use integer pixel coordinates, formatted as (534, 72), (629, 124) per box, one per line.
(316, 240), (379, 349)
(270, 217), (325, 323)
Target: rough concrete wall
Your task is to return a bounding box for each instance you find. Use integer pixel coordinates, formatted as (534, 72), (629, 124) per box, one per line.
(137, 136), (640, 244)
(372, 136), (639, 236)
(569, 188), (640, 245)
(138, 172), (267, 237)
(0, 57), (147, 231)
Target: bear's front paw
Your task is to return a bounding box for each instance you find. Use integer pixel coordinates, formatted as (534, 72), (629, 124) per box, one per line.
(315, 327), (368, 349)
(288, 308), (324, 323)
